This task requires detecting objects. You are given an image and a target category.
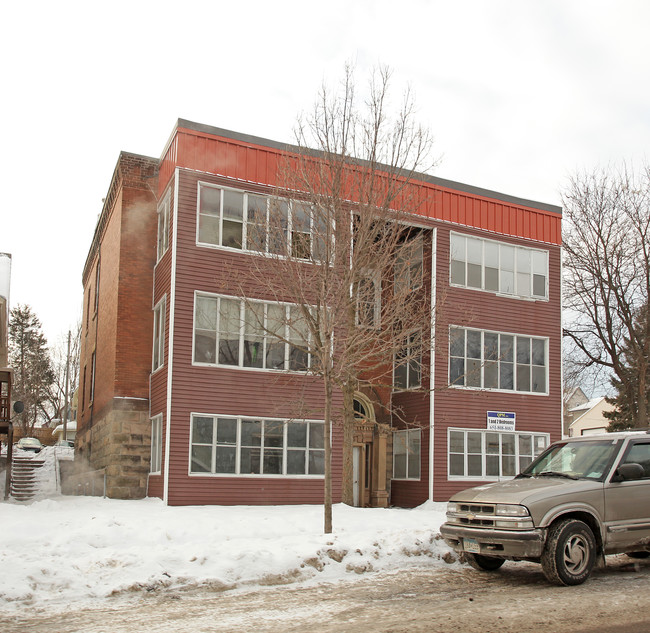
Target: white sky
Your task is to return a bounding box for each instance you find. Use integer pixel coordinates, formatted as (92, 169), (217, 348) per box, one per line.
(1, 0), (649, 345)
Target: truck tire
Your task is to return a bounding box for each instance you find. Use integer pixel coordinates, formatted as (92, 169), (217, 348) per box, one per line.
(541, 518), (596, 586)
(464, 553), (505, 571)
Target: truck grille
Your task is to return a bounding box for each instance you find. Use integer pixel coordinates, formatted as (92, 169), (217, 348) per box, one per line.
(454, 503), (497, 527)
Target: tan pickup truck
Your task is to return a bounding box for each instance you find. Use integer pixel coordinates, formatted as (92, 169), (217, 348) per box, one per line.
(440, 431), (650, 585)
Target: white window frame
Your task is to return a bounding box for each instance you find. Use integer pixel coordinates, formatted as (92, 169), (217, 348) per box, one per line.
(196, 182), (327, 261)
(189, 414), (325, 477)
(449, 326), (549, 395)
(448, 427), (550, 481)
(157, 192), (170, 261)
(395, 235), (424, 293)
(355, 268), (381, 328)
(392, 428), (421, 480)
(450, 231), (549, 300)
(150, 415), (163, 474)
(152, 296), (166, 372)
(393, 330), (422, 391)
(192, 292), (312, 373)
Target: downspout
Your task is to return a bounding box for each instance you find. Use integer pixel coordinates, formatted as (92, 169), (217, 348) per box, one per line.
(429, 228), (437, 502)
(163, 168), (180, 504)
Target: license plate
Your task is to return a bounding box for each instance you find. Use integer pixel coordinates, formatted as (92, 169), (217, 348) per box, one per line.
(463, 538), (480, 553)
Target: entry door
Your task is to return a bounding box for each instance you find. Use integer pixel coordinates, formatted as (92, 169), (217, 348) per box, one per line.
(353, 447), (361, 507)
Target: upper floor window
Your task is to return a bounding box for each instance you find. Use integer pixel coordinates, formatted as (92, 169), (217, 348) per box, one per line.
(94, 259), (101, 313)
(394, 330), (422, 390)
(450, 232), (548, 300)
(193, 293), (312, 372)
(449, 326), (548, 394)
(395, 236), (423, 293)
(157, 194), (170, 261)
(152, 297), (166, 372)
(355, 269), (381, 328)
(197, 183), (326, 260)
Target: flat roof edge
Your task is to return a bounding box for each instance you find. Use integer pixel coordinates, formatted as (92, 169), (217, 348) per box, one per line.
(176, 118), (562, 215)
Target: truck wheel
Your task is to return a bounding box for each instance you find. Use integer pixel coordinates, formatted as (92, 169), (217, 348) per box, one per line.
(541, 518), (596, 586)
(464, 553), (505, 571)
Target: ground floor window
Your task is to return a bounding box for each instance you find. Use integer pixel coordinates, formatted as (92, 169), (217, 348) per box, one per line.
(393, 429), (421, 480)
(448, 428), (549, 480)
(190, 414), (324, 476)
(150, 415), (163, 474)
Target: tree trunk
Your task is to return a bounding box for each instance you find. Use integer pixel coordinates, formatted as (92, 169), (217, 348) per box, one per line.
(323, 367), (333, 534)
(341, 382), (355, 505)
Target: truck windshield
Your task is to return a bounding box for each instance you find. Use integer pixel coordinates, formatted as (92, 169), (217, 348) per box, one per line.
(521, 439), (621, 481)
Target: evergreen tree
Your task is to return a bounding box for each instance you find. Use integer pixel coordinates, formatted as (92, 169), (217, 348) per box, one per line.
(604, 304), (650, 431)
(8, 304), (55, 435)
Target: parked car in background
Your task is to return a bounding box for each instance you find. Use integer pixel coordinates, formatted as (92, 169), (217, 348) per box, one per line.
(54, 439), (74, 448)
(441, 431), (650, 586)
(15, 437), (43, 453)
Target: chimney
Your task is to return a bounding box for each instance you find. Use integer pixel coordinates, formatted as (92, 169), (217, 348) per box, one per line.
(0, 253), (11, 369)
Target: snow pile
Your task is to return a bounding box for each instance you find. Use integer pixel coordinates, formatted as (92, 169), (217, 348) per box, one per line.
(29, 445), (74, 497)
(0, 496), (454, 614)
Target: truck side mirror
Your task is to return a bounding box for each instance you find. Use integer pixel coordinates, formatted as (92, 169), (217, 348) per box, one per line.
(613, 462), (645, 482)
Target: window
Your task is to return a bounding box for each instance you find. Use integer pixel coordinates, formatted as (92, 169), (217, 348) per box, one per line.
(193, 294), (312, 372)
(197, 183), (325, 260)
(157, 194), (170, 260)
(395, 236), (423, 293)
(450, 232), (548, 300)
(449, 327), (548, 394)
(448, 428), (549, 479)
(393, 429), (421, 479)
(190, 414), (324, 476)
(621, 442), (650, 479)
(394, 331), (422, 390)
(150, 415), (162, 474)
(356, 269), (381, 328)
(152, 297), (166, 372)
(90, 351), (96, 404)
(94, 259), (100, 313)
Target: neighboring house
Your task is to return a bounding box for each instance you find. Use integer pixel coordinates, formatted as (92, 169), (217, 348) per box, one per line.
(52, 420), (77, 443)
(563, 386), (589, 436)
(567, 397), (615, 436)
(77, 119), (563, 505)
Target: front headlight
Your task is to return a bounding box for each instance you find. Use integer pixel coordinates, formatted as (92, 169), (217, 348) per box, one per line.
(446, 502), (459, 514)
(496, 504), (530, 517)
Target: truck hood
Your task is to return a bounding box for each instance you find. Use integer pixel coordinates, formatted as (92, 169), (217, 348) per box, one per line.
(450, 476), (603, 506)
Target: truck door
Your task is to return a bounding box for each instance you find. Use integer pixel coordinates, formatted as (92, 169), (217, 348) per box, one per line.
(604, 440), (650, 550)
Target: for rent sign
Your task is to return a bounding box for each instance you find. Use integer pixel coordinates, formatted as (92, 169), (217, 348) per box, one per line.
(487, 411), (516, 431)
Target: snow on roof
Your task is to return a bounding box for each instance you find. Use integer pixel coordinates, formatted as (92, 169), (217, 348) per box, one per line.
(569, 396), (606, 413)
(53, 420), (77, 433)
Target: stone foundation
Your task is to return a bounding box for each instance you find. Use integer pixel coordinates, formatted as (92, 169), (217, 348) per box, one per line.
(75, 398), (151, 499)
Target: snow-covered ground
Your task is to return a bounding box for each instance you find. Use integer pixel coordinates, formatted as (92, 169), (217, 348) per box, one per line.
(0, 447), (454, 615)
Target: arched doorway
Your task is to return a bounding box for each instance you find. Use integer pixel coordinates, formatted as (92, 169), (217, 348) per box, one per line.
(351, 393), (389, 507)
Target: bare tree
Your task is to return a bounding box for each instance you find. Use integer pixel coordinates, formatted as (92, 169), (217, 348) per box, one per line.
(218, 65), (438, 532)
(48, 322), (81, 429)
(562, 165), (650, 428)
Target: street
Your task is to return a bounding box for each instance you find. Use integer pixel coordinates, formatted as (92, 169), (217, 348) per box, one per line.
(4, 554), (650, 633)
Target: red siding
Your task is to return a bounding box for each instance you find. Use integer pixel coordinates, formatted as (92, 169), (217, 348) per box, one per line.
(156, 168), (343, 505)
(158, 126), (561, 246)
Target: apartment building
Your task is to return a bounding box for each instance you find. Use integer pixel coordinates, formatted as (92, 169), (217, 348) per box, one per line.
(77, 119), (562, 505)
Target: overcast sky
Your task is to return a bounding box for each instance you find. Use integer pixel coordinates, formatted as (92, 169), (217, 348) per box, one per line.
(1, 0), (649, 345)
